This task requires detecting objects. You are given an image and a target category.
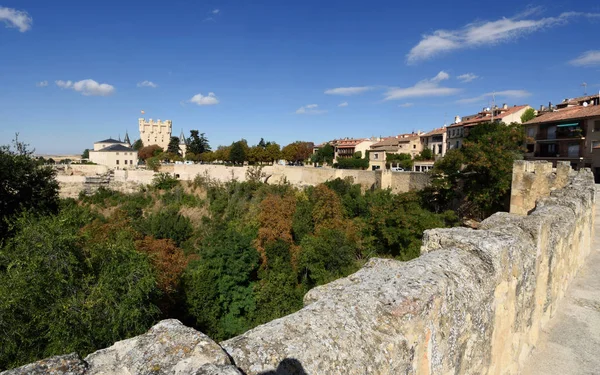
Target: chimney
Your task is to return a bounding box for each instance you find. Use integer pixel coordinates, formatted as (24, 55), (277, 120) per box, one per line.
(454, 115), (461, 123)
(502, 103), (508, 109)
(539, 105), (545, 112)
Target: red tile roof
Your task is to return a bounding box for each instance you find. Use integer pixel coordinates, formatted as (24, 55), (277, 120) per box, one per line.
(423, 127), (446, 136)
(525, 105), (600, 125)
(450, 105), (529, 128)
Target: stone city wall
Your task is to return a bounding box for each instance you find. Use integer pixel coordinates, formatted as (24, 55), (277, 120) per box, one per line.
(55, 164), (430, 197)
(18, 161), (594, 375)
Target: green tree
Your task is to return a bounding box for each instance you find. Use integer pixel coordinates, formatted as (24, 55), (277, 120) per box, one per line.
(132, 139), (144, 151)
(167, 137), (181, 156)
(520, 107), (536, 123)
(229, 140), (247, 165)
(386, 153), (413, 170)
(265, 142), (282, 164)
(81, 148), (90, 159)
(0, 138), (60, 239)
(311, 143), (334, 165)
(424, 122), (526, 219)
(0, 207), (160, 369)
(188, 130), (211, 154)
(415, 148), (434, 161)
(183, 226), (260, 340)
(138, 145), (163, 160)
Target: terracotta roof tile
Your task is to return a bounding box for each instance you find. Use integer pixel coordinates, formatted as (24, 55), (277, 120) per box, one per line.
(423, 127), (446, 136)
(525, 105), (600, 125)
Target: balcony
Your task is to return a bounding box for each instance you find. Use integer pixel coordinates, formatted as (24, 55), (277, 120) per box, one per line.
(536, 124), (584, 141)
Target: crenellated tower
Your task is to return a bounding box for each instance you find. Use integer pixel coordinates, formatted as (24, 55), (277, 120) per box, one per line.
(138, 118), (173, 150)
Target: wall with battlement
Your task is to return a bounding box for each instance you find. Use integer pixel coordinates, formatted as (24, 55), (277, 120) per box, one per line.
(510, 160), (572, 215)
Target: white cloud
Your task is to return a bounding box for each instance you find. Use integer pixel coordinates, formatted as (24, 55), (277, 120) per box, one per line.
(137, 80), (158, 88)
(189, 92), (219, 106)
(296, 104), (327, 115)
(55, 79), (115, 96)
(569, 50), (600, 67)
(457, 73), (479, 82)
(324, 86), (374, 96)
(338, 102), (349, 107)
(36, 80), (48, 87)
(384, 71), (459, 100)
(456, 89), (531, 104)
(0, 6), (32, 32)
(407, 11), (600, 63)
(212, 9), (220, 14)
(399, 103), (414, 108)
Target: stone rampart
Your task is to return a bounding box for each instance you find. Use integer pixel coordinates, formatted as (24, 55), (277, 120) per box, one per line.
(56, 164), (430, 197)
(220, 164), (595, 374)
(509, 160), (571, 215)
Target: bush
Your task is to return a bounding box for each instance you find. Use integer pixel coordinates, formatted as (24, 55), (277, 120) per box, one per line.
(152, 172), (179, 190)
(334, 157), (369, 169)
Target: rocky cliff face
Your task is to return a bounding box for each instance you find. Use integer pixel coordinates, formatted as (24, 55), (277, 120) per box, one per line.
(4, 164), (595, 375)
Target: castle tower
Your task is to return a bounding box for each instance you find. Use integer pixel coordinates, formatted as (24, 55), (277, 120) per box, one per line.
(179, 129), (187, 156)
(138, 118), (172, 150)
(123, 131), (131, 146)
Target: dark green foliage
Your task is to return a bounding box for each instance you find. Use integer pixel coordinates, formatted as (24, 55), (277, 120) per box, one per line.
(334, 157), (369, 169)
(423, 122), (526, 219)
(81, 148), (89, 159)
(311, 143), (334, 165)
(137, 207), (193, 247)
(167, 137), (181, 156)
(183, 225), (260, 340)
(520, 107), (536, 123)
(187, 130), (211, 154)
(0, 139), (59, 240)
(298, 229), (360, 289)
(415, 148), (434, 161)
(152, 172), (180, 190)
(0, 206), (160, 370)
(229, 140), (247, 165)
(386, 153), (413, 170)
(132, 139), (143, 151)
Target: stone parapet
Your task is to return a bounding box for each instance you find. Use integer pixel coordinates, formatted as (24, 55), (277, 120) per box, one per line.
(221, 167), (595, 374)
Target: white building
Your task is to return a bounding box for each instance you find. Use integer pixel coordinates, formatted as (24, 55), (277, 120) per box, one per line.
(88, 135), (138, 170)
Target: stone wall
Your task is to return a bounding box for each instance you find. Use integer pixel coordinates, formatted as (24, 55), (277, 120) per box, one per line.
(509, 160), (571, 215)
(56, 164), (430, 197)
(220, 165), (595, 374)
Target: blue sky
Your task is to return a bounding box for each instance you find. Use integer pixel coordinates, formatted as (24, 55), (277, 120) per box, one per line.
(1, 0), (600, 154)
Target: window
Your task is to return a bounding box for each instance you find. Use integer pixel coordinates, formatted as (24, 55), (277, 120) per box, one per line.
(438, 144), (442, 154)
(547, 144), (556, 154)
(527, 127), (535, 137)
(568, 143), (580, 158)
(594, 121), (600, 132)
(413, 145), (416, 149)
(547, 125), (556, 139)
(124, 160), (128, 164)
(593, 141), (600, 152)
(130, 160), (133, 165)
(374, 153), (379, 160)
(456, 141), (460, 148)
(116, 160), (119, 165)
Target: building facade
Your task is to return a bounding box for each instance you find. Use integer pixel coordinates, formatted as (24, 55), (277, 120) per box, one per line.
(369, 133), (423, 170)
(524, 104), (600, 174)
(139, 118), (173, 150)
(89, 137), (138, 170)
(420, 127), (447, 159)
(446, 104), (531, 151)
